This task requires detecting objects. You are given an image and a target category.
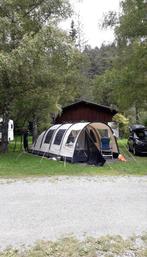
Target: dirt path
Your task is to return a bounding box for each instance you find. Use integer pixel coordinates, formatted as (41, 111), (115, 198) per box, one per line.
(0, 176), (147, 249)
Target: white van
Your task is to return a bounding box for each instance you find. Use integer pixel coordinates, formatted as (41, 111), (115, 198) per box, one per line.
(0, 118), (14, 142)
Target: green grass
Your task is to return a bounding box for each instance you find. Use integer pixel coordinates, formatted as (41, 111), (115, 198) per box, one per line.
(0, 139), (147, 177)
(0, 234), (147, 257)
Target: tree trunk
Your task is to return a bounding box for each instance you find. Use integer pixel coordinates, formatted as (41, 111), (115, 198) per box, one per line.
(32, 116), (38, 144)
(0, 112), (9, 153)
(135, 104), (140, 123)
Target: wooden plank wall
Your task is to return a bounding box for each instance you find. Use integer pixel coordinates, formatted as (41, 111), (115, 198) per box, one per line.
(55, 104), (113, 123)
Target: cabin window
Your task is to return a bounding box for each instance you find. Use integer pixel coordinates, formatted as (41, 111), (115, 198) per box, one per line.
(44, 129), (55, 144)
(66, 130), (79, 146)
(53, 129), (66, 145)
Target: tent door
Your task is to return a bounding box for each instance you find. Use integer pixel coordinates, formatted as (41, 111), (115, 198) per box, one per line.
(85, 129), (105, 166)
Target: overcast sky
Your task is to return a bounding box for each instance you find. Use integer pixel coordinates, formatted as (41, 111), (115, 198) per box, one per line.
(61, 0), (120, 48)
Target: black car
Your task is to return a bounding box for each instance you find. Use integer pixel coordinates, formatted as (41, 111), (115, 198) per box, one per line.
(127, 124), (147, 155)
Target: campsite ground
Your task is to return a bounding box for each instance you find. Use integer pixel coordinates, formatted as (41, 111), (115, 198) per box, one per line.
(0, 139), (147, 256)
(0, 176), (147, 256)
(0, 139), (147, 177)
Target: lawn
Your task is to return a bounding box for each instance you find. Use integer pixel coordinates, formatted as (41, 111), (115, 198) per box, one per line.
(0, 234), (147, 257)
(0, 139), (147, 177)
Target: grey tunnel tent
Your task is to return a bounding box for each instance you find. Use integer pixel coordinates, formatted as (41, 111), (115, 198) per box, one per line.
(30, 122), (119, 166)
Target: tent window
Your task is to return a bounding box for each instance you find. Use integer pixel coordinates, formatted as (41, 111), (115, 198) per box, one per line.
(54, 129), (66, 145)
(98, 129), (108, 138)
(44, 129), (55, 144)
(75, 130), (86, 149)
(66, 130), (79, 146)
(0, 122), (2, 132)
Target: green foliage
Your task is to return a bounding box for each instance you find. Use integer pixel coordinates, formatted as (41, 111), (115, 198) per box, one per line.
(116, 0), (147, 42)
(0, 0), (71, 52)
(94, 0), (147, 118)
(113, 113), (129, 137)
(114, 0), (147, 112)
(101, 10), (118, 30)
(83, 44), (117, 78)
(113, 113), (129, 125)
(113, 41), (147, 111)
(138, 111), (147, 126)
(10, 27), (78, 130)
(69, 19), (77, 41)
(0, 0), (80, 150)
(69, 43), (118, 104)
(93, 68), (118, 106)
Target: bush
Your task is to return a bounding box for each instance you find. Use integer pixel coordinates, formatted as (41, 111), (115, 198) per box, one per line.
(113, 113), (129, 138)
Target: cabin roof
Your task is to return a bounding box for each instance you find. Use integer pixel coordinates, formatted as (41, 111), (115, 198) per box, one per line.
(62, 100), (117, 114)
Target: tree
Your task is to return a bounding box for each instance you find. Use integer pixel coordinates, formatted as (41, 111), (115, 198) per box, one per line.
(115, 0), (147, 43)
(83, 43), (117, 78)
(11, 27), (79, 142)
(114, 0), (147, 118)
(95, 0), (147, 120)
(0, 0), (72, 152)
(93, 69), (118, 107)
(69, 14), (87, 51)
(69, 20), (77, 41)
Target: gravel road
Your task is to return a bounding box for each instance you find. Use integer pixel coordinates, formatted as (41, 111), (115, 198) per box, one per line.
(0, 176), (147, 249)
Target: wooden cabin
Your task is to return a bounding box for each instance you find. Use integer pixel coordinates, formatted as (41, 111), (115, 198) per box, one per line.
(54, 100), (117, 124)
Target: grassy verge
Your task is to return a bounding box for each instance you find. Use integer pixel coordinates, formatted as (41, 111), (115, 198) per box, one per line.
(0, 234), (147, 257)
(0, 139), (146, 177)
